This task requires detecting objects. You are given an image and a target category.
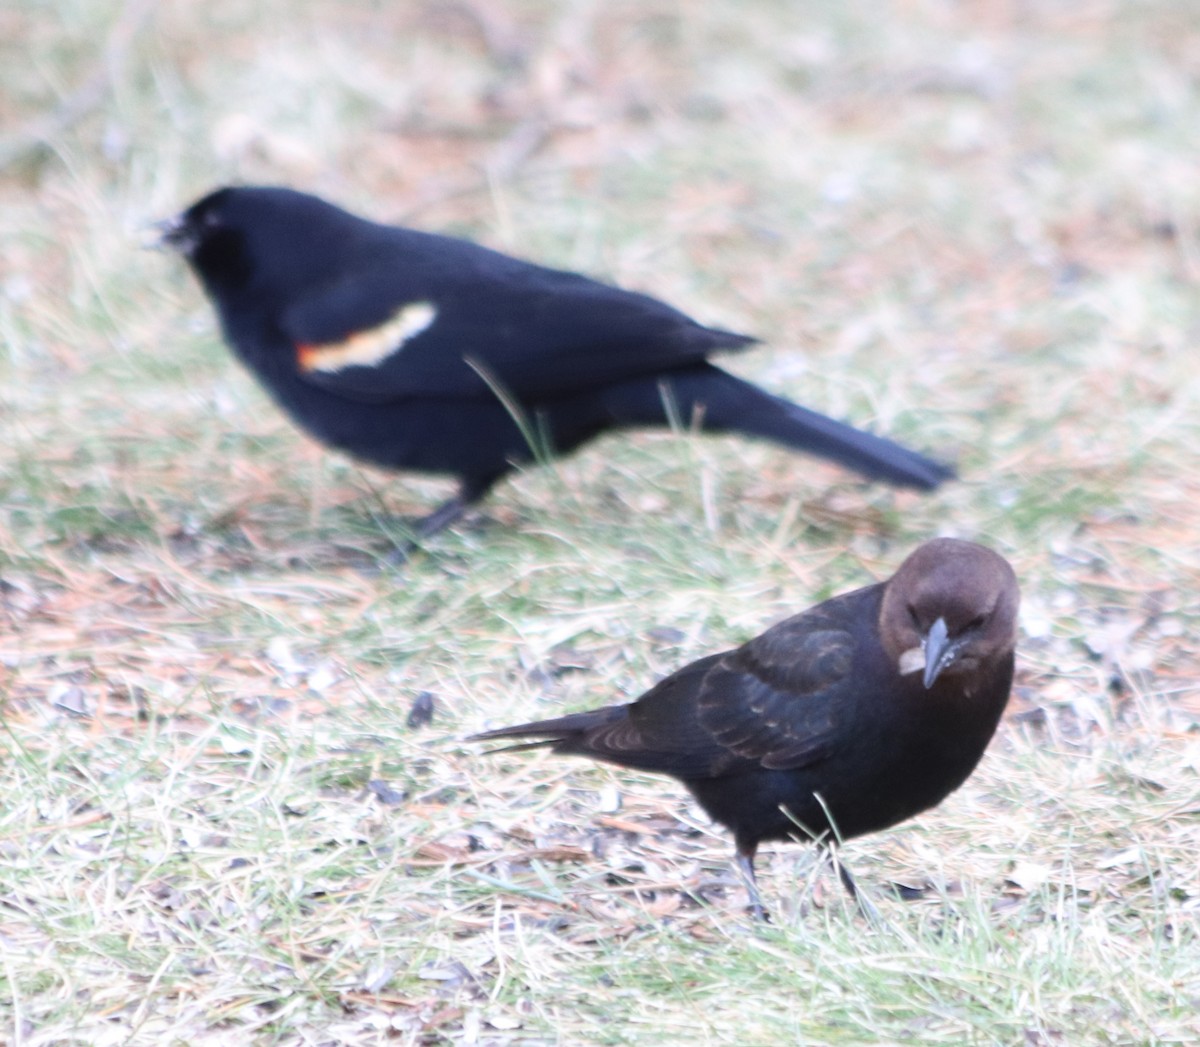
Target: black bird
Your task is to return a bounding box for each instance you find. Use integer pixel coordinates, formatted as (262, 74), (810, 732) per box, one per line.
(473, 538), (1019, 916)
(161, 186), (952, 540)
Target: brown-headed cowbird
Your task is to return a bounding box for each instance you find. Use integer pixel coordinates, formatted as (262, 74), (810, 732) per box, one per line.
(160, 187), (952, 539)
(474, 538), (1019, 916)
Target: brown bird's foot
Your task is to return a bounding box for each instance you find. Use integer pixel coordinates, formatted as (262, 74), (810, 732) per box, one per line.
(746, 898), (771, 923)
(735, 851), (770, 922)
(827, 851), (889, 929)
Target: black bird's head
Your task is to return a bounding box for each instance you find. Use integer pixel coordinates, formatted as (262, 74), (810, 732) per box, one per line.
(158, 186), (372, 304)
(880, 538), (1020, 690)
(158, 187), (253, 293)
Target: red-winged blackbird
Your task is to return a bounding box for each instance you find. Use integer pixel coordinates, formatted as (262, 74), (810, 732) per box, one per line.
(474, 538), (1019, 917)
(163, 186), (953, 538)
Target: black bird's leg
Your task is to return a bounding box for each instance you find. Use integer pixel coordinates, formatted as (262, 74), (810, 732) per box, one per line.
(734, 847), (769, 921)
(414, 492), (471, 539)
(417, 474), (502, 539)
(381, 494), (468, 565)
(386, 476), (500, 562)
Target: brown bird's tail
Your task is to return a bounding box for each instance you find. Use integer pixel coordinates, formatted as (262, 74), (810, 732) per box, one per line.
(470, 707), (625, 754)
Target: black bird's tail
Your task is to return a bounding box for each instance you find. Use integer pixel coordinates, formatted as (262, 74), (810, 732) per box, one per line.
(597, 364), (954, 491)
(742, 387), (954, 490)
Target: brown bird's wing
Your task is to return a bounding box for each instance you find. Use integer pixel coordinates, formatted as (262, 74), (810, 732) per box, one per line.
(694, 591), (874, 772)
(471, 655), (733, 779)
(475, 587), (878, 782)
(561, 655), (739, 778)
(592, 590), (875, 780)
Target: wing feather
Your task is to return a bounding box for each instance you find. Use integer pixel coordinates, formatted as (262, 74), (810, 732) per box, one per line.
(278, 235), (755, 403)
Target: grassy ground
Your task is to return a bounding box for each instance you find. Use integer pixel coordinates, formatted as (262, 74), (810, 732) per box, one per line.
(2, 0), (1199, 1043)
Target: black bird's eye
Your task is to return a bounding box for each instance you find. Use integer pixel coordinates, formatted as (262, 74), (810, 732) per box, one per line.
(967, 614), (987, 631)
(907, 605), (921, 628)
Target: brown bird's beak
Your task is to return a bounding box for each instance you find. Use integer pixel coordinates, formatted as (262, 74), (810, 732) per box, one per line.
(922, 616), (954, 689)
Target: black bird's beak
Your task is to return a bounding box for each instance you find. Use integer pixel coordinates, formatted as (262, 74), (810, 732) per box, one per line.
(922, 616), (954, 689)
(149, 215), (192, 254)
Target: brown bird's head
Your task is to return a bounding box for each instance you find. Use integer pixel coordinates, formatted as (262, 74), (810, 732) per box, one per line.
(879, 538), (1019, 690)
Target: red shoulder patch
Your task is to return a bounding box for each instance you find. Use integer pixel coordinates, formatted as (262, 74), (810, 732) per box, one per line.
(296, 301), (437, 373)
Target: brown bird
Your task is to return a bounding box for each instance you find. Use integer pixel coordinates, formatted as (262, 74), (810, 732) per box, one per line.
(473, 538), (1019, 917)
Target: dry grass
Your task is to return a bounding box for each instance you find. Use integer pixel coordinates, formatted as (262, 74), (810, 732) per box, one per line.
(2, 0), (1199, 1043)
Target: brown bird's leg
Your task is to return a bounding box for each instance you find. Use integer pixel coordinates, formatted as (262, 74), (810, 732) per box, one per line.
(826, 848), (886, 927)
(734, 846), (769, 921)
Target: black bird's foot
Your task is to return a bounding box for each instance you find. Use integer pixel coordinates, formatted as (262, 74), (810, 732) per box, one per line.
(414, 493), (471, 540)
(374, 494), (474, 565)
(382, 537), (418, 566)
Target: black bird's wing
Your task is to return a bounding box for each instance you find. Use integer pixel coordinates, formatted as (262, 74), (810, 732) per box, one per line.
(280, 234), (756, 403)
